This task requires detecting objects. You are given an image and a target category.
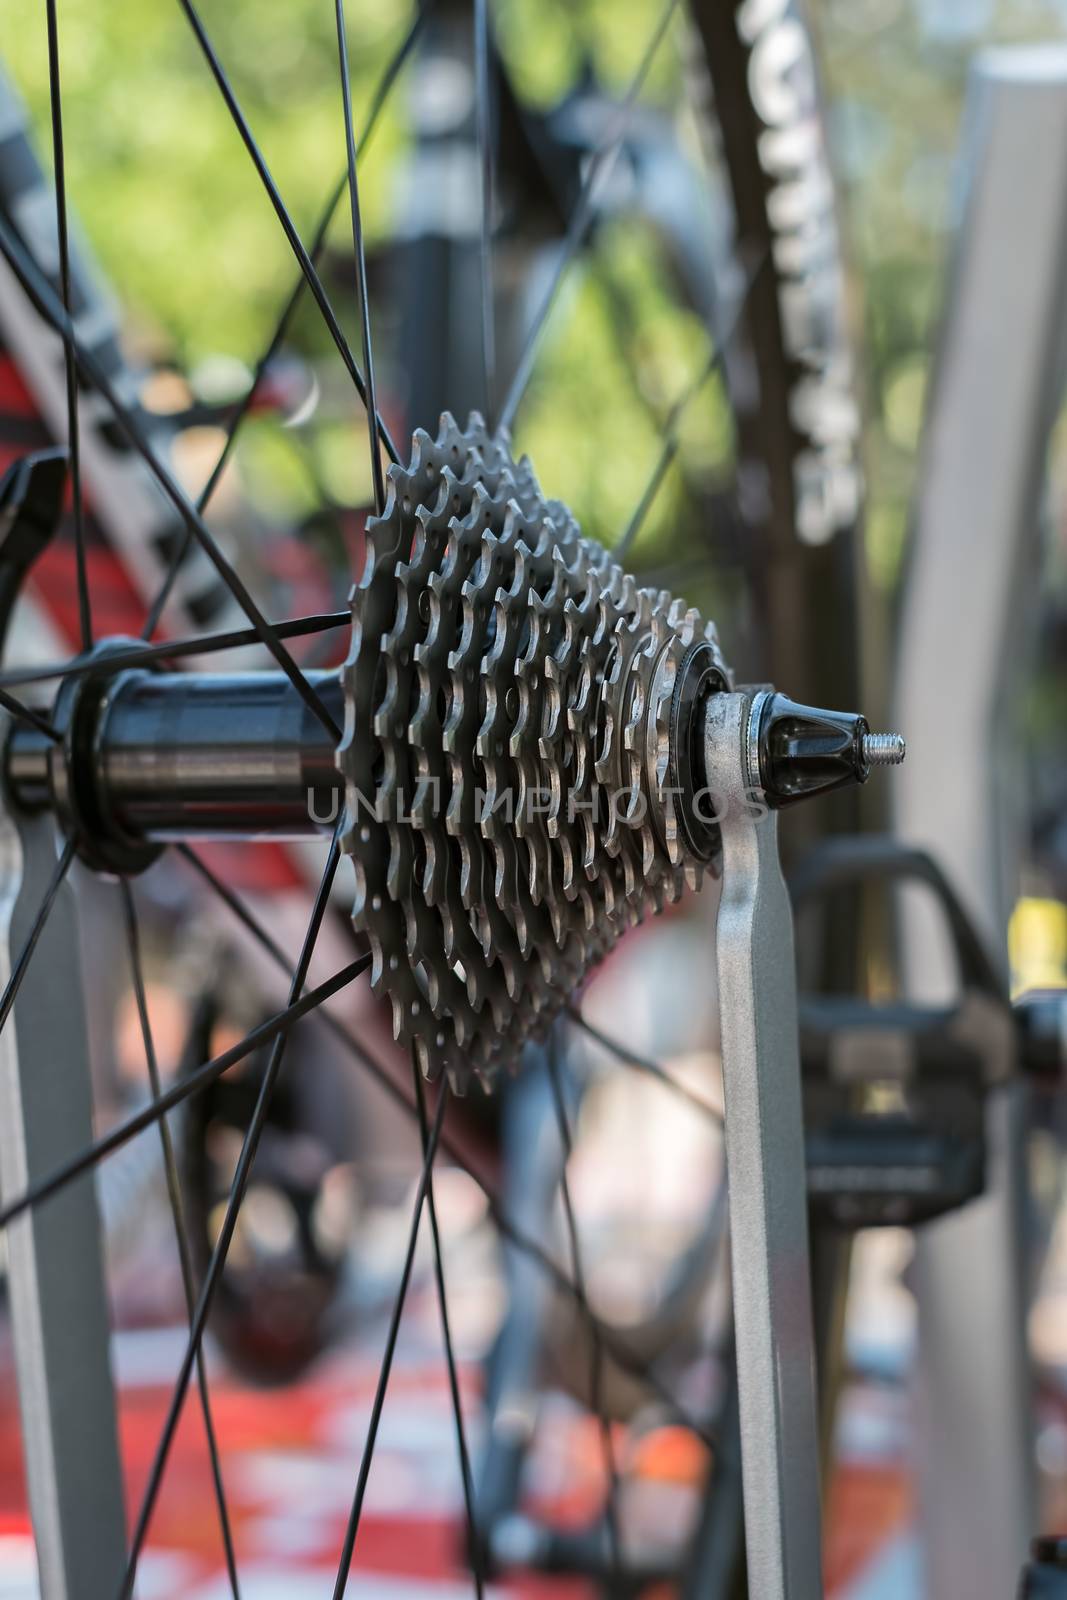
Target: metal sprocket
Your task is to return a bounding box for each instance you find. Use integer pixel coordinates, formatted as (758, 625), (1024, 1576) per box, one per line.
(338, 414), (730, 1089)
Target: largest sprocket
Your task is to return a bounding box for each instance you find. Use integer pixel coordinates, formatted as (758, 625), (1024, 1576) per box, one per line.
(338, 414), (730, 1089)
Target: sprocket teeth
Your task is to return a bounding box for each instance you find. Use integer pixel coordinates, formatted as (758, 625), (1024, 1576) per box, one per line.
(339, 416), (728, 1088)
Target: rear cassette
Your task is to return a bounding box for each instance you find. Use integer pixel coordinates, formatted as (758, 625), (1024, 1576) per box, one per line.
(338, 414), (731, 1089)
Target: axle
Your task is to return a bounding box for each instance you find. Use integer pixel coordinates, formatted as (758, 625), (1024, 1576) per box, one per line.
(4, 667), (903, 861)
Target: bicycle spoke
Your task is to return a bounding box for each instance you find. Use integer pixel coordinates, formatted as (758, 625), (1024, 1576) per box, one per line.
(331, 1083), (448, 1599)
(411, 1054), (484, 1598)
(120, 882), (242, 1600)
(0, 217), (340, 742)
(496, 0), (682, 435)
(546, 1037), (623, 1583)
(567, 1005), (721, 1124)
(592, 264), (739, 559)
(0, 837), (75, 1038)
(614, 252), (767, 562)
(474, 0), (495, 424)
(0, 610), (349, 692)
(201, 0), (427, 508)
(178, 842), (325, 966)
(335, 0), (385, 515)
(639, 537), (737, 595)
(594, 266), (747, 573)
(614, 353), (716, 562)
(178, 845), (716, 1446)
(0, 689), (61, 740)
(176, 0), (400, 469)
(44, 0), (91, 653)
(142, 3), (430, 637)
(595, 259), (675, 441)
(0, 954), (369, 1232)
(119, 825), (344, 1599)
(483, 1176), (713, 1443)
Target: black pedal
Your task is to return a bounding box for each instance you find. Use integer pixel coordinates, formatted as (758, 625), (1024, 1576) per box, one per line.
(792, 837), (1012, 1228)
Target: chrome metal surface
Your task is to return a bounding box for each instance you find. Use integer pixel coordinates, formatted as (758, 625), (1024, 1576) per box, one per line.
(337, 412), (728, 1085)
(861, 732), (905, 766)
(7, 669), (344, 838)
(703, 688), (823, 1600)
(744, 688), (770, 794)
(0, 745), (126, 1598)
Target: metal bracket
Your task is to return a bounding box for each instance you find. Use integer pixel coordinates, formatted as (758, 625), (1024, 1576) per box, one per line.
(0, 779), (127, 1597)
(0, 453), (126, 1597)
(704, 689), (823, 1600)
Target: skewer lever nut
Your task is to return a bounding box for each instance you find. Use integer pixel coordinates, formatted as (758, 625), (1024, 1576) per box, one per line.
(746, 690), (905, 809)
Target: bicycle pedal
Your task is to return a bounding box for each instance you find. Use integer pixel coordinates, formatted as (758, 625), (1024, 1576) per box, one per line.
(793, 836), (1013, 1227)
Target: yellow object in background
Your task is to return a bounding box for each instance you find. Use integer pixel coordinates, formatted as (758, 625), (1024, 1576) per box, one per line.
(1009, 897), (1067, 996)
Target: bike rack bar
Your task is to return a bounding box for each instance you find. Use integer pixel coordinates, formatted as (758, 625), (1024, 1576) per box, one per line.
(0, 782), (127, 1599)
(894, 47), (1067, 1599)
(704, 688), (823, 1600)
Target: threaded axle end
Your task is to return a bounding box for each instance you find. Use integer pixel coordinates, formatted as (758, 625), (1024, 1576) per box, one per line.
(862, 732), (906, 767)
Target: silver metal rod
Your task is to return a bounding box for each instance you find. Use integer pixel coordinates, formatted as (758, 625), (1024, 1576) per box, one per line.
(704, 688), (823, 1600)
(0, 794), (127, 1597)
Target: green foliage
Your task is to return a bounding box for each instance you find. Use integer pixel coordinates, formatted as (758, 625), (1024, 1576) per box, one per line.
(6, 0), (718, 570)
(513, 221), (732, 558)
(5, 0), (412, 363)
(10, 0), (1067, 603)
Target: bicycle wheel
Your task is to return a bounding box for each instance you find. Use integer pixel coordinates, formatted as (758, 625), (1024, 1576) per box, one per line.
(0, 1), (868, 1596)
(480, 0), (864, 1433)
